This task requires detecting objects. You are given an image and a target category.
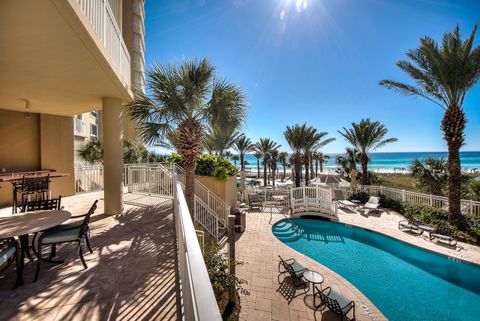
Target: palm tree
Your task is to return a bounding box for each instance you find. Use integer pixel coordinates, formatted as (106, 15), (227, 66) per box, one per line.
(234, 135), (255, 192)
(231, 155), (239, 167)
(253, 151), (262, 179)
(284, 124), (307, 187)
(379, 24), (480, 227)
(269, 148), (281, 187)
(336, 147), (360, 177)
(279, 152), (289, 182)
(317, 152), (330, 174)
(303, 127), (335, 186)
(129, 59), (247, 214)
(410, 157), (447, 196)
(338, 118), (397, 185)
(255, 138), (281, 187)
(204, 125), (241, 157)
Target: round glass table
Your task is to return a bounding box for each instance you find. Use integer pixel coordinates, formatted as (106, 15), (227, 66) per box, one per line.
(303, 270), (324, 310)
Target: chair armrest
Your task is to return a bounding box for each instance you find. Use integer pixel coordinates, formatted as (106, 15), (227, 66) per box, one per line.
(70, 213), (87, 219)
(44, 224), (81, 234)
(321, 286), (332, 296)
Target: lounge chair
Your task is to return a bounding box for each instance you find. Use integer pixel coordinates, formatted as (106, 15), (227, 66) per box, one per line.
(364, 196), (381, 214)
(431, 226), (457, 246)
(398, 217), (423, 235)
(334, 190), (357, 210)
(315, 285), (356, 321)
(277, 255), (307, 287)
(248, 193), (262, 211)
(0, 238), (22, 288)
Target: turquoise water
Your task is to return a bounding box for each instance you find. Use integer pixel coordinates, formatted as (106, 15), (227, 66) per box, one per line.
(242, 151), (480, 171)
(272, 219), (480, 321)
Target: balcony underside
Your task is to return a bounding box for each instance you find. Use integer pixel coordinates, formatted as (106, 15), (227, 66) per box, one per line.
(0, 0), (133, 116)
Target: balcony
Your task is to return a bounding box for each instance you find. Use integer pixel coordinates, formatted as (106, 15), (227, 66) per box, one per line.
(73, 118), (87, 137)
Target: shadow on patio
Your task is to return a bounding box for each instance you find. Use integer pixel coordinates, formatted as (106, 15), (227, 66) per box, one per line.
(0, 193), (180, 321)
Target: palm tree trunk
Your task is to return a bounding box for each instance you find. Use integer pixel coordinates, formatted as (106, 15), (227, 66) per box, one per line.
(320, 160), (324, 173)
(263, 161), (267, 186)
(178, 118), (204, 217)
(282, 164), (286, 182)
(257, 159), (260, 179)
(442, 106), (466, 228)
(360, 153), (369, 185)
(304, 157), (310, 186)
(240, 154), (245, 192)
(272, 166), (276, 187)
(315, 159), (318, 177)
(310, 155), (314, 179)
(294, 154), (301, 187)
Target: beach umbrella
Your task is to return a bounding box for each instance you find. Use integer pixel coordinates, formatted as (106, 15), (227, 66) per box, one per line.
(350, 168), (358, 191)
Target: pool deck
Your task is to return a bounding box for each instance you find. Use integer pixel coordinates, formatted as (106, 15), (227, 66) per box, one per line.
(237, 208), (480, 321)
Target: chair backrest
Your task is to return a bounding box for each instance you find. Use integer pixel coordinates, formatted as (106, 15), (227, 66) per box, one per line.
(249, 194), (260, 202)
(435, 225), (454, 236)
(22, 196), (62, 212)
(367, 196), (379, 204)
(317, 288), (343, 314)
(20, 174), (50, 193)
(78, 200), (99, 237)
(333, 190), (344, 201)
(278, 255), (296, 276)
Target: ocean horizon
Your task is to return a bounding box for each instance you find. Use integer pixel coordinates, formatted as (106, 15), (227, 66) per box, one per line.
(238, 151), (480, 172)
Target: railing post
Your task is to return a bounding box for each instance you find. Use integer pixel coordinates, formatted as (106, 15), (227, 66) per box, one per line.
(148, 168), (152, 196)
(429, 194), (433, 206)
(402, 189), (406, 203)
(228, 215), (236, 277)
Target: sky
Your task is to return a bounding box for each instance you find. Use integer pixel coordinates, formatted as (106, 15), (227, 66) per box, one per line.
(144, 0), (480, 154)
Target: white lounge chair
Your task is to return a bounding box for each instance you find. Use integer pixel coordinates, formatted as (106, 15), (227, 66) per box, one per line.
(364, 196), (381, 214)
(334, 190), (357, 210)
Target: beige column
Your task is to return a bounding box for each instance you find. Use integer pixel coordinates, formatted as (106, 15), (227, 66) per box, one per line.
(102, 97), (124, 215)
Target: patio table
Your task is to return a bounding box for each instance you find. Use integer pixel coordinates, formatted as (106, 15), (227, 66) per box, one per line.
(303, 270), (324, 310)
(0, 210), (71, 286)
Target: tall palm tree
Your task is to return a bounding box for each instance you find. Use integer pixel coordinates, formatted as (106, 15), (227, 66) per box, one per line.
(379, 24), (480, 227)
(269, 148), (281, 187)
(284, 124), (307, 187)
(317, 152), (330, 173)
(129, 59), (247, 214)
(253, 151), (262, 179)
(279, 152), (289, 182)
(234, 135), (255, 192)
(255, 138), (281, 187)
(338, 118), (397, 185)
(303, 127), (335, 186)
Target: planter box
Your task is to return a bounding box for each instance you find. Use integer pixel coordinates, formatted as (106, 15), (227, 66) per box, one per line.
(196, 175), (237, 208)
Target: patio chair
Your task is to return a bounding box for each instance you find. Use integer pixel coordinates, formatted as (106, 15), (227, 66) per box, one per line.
(314, 285), (356, 321)
(33, 200), (98, 282)
(364, 196), (381, 214)
(334, 190), (356, 210)
(430, 226), (457, 246)
(277, 255), (307, 287)
(398, 217), (423, 235)
(248, 193), (262, 211)
(0, 238), (22, 288)
(13, 174), (50, 213)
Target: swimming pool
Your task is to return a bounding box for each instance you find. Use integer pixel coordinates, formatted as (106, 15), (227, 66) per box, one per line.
(272, 218), (480, 321)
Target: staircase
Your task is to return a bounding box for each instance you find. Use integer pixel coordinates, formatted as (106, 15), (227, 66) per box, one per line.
(126, 163), (230, 241)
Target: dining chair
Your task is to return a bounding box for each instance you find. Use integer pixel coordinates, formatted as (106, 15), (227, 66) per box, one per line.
(0, 238), (23, 288)
(33, 200), (98, 282)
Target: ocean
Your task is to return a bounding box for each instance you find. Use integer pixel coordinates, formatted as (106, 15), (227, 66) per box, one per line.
(239, 151), (480, 172)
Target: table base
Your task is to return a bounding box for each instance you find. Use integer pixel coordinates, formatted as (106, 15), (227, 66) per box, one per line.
(303, 294), (326, 311)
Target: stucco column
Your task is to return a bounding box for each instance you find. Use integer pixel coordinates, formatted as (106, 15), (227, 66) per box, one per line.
(102, 97), (124, 215)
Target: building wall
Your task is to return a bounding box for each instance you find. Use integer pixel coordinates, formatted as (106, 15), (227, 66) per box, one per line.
(196, 176), (238, 209)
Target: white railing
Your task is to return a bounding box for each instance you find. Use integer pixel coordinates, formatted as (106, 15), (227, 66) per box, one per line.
(173, 173), (222, 321)
(291, 187), (338, 219)
(336, 185), (480, 218)
(74, 164), (104, 193)
(76, 0), (131, 86)
(174, 165), (230, 228)
(125, 164), (226, 240)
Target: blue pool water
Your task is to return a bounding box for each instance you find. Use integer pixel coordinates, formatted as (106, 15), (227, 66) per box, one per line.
(272, 219), (480, 321)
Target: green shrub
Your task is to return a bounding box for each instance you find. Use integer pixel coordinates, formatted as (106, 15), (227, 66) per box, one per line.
(196, 154), (236, 180)
(403, 203), (450, 227)
(348, 191), (370, 204)
(378, 194), (404, 213)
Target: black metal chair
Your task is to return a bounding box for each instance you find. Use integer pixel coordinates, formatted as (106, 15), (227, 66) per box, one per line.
(13, 174), (50, 213)
(315, 285), (356, 321)
(398, 216), (423, 235)
(278, 255), (307, 287)
(33, 200), (98, 282)
(248, 193), (262, 211)
(431, 226), (457, 246)
(0, 238), (23, 288)
(19, 196), (62, 260)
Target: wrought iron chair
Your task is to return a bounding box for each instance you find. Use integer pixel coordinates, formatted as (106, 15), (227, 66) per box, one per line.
(314, 285), (356, 321)
(431, 226), (457, 246)
(277, 255), (307, 287)
(33, 200), (98, 282)
(0, 238), (23, 288)
(248, 193), (262, 211)
(13, 173), (50, 213)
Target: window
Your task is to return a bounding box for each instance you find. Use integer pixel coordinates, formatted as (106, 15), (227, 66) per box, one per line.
(90, 124), (98, 138)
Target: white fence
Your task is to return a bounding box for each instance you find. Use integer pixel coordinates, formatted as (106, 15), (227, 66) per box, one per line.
(173, 173), (222, 321)
(76, 0), (131, 86)
(74, 164), (104, 193)
(291, 187), (338, 219)
(337, 185), (480, 218)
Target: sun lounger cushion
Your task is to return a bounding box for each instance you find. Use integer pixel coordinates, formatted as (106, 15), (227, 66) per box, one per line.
(338, 200), (356, 207)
